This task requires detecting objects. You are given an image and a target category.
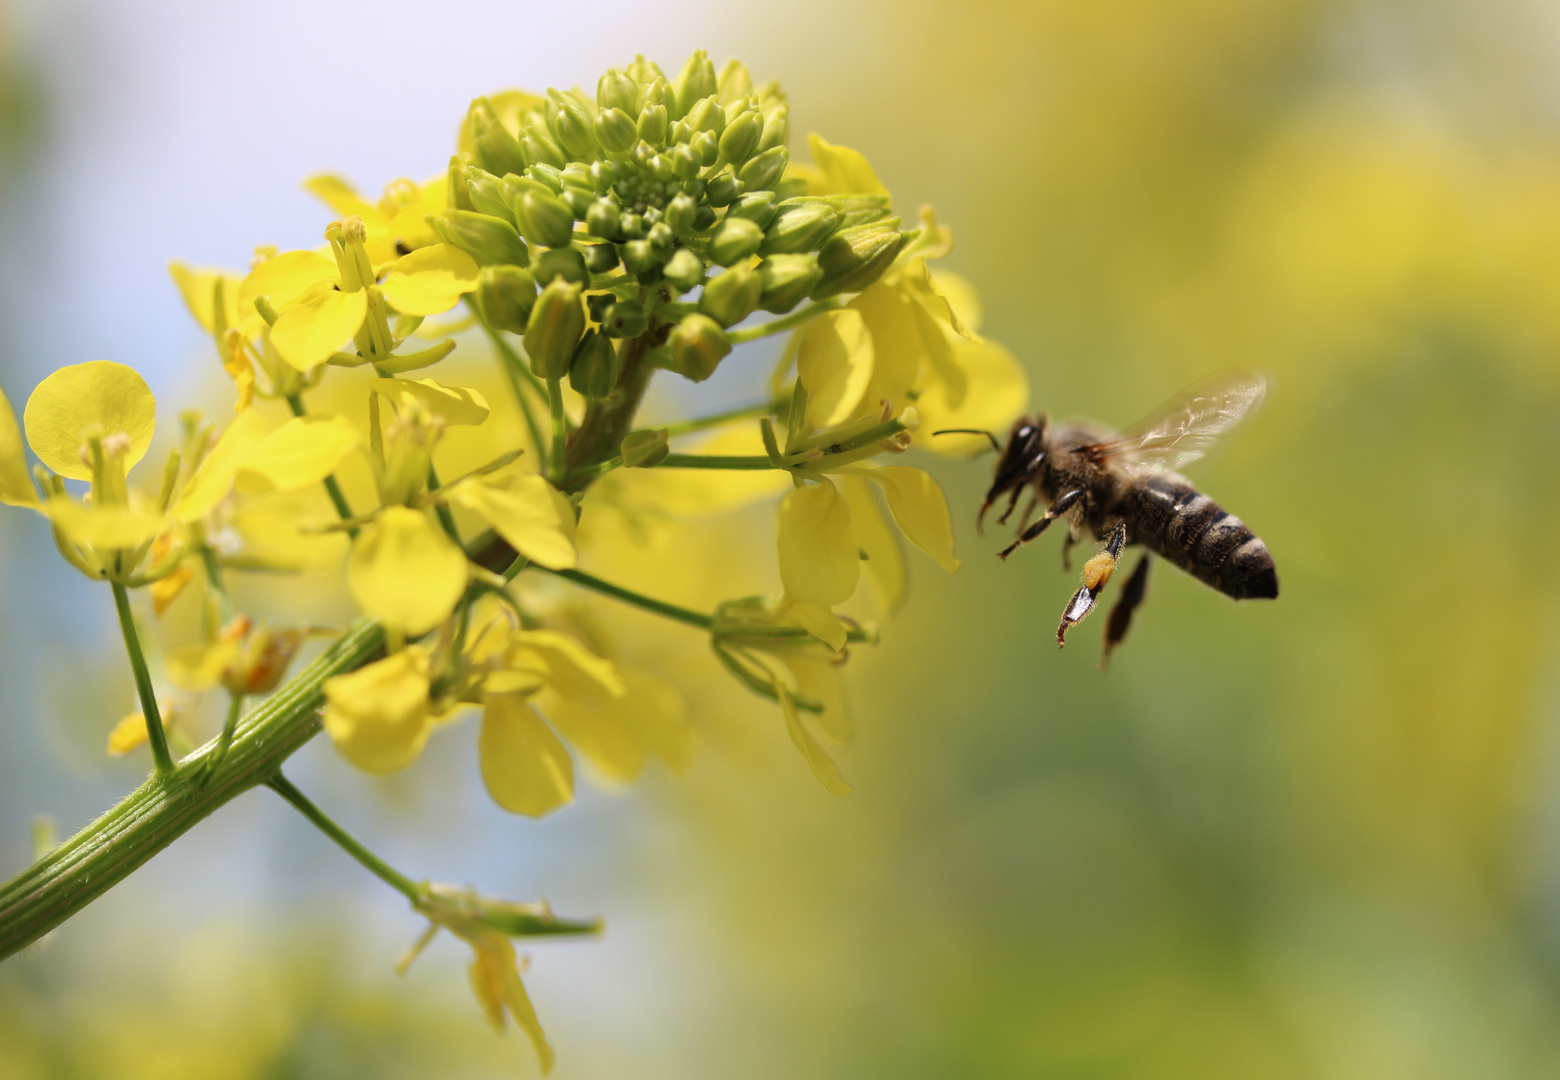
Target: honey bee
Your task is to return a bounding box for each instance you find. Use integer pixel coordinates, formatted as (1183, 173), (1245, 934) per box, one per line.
(950, 369), (1278, 664)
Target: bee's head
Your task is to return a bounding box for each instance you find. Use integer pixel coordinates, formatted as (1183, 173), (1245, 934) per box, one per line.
(978, 416), (1047, 535)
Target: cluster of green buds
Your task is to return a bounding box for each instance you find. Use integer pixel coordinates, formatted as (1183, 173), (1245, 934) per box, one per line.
(440, 50), (912, 389)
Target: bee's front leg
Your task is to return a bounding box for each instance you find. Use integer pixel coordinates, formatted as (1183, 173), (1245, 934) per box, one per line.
(1056, 521), (1127, 646)
(998, 489), (1085, 560)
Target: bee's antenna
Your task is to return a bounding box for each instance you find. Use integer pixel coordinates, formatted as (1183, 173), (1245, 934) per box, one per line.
(932, 428), (1001, 453)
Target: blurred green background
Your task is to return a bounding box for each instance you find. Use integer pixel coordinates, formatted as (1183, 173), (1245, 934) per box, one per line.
(6, 0), (1560, 1076)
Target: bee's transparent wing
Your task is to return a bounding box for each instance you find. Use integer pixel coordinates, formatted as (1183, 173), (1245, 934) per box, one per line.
(1086, 369), (1267, 475)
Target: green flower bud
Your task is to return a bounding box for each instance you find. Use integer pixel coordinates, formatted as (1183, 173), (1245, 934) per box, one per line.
(569, 329), (620, 400)
(448, 155), (475, 212)
(586, 198), (622, 239)
(561, 162), (594, 189)
(690, 130), (719, 166)
(528, 163), (564, 193)
(705, 172), (743, 207)
(589, 160), (620, 191)
(811, 223), (906, 299)
(685, 96), (725, 137)
(643, 76), (674, 113)
(619, 212), (645, 239)
(546, 90), (596, 159)
(648, 153), (676, 182)
(586, 291), (616, 322)
(646, 221), (675, 250)
(628, 52), (662, 83)
(772, 176), (809, 201)
(560, 187), (594, 218)
(670, 118), (692, 145)
(468, 97), (526, 177)
(597, 68), (641, 114)
(523, 278), (585, 379)
(465, 167), (513, 223)
(664, 313), (731, 381)
(698, 264), (762, 327)
(532, 245), (587, 285)
(760, 202), (839, 255)
(621, 428), (670, 467)
(664, 192), (697, 233)
(707, 216), (764, 266)
(520, 128), (567, 170)
(620, 238), (661, 274)
(663, 247), (705, 291)
(603, 300), (648, 338)
(515, 189), (575, 249)
(757, 105), (789, 153)
(718, 110), (762, 167)
(583, 243), (620, 274)
(693, 205), (718, 230)
(728, 191), (778, 229)
(474, 265), (538, 334)
(838, 204), (894, 229)
(672, 51), (717, 120)
(738, 146), (789, 192)
(432, 210), (529, 267)
(716, 59), (754, 104)
(757, 253), (822, 313)
(670, 142), (701, 180)
(595, 107), (638, 154)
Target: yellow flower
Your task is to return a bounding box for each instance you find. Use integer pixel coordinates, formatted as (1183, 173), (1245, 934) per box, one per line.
(303, 172), (448, 265)
(322, 645), (437, 774)
(348, 507), (469, 636)
(237, 228), (477, 372)
(788, 133), (892, 201)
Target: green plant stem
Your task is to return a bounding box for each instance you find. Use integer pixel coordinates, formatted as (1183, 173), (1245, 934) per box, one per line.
(266, 774), (419, 903)
(541, 567), (714, 630)
(0, 619), (386, 960)
(201, 693), (244, 783)
(426, 463), (461, 543)
(657, 453), (775, 470)
(476, 314), (550, 470)
(110, 581), (174, 776)
(727, 300), (836, 344)
(285, 394), (357, 533)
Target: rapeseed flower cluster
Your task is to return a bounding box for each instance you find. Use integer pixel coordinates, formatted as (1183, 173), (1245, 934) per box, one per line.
(0, 52), (1026, 1071)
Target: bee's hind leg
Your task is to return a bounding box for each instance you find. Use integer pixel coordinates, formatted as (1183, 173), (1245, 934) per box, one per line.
(1056, 522), (1127, 646)
(999, 489), (1085, 560)
(1099, 553), (1151, 669)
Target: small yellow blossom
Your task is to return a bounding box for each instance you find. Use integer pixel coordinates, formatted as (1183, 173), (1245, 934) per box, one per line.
(322, 645), (436, 774)
(348, 507), (469, 636)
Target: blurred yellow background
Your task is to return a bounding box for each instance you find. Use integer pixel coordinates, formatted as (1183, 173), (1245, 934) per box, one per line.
(6, 0), (1560, 1076)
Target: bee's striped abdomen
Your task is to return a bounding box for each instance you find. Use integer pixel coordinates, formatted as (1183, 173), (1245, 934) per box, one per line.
(1126, 475), (1278, 600)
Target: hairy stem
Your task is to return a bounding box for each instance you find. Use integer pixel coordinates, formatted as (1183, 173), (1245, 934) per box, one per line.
(0, 620), (385, 960)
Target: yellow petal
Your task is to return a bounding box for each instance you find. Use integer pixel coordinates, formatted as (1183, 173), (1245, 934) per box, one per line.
(777, 597), (850, 653)
(235, 415), (360, 494)
(806, 134), (891, 201)
(780, 684), (852, 795)
(24, 361), (156, 481)
(302, 174), (388, 231)
(45, 497), (166, 549)
(232, 490), (349, 568)
(168, 262), (242, 335)
(0, 385), (38, 507)
(777, 650), (853, 744)
(468, 942), (508, 1032)
(237, 249), (339, 320)
(487, 932), (556, 1074)
(150, 560), (193, 616)
(479, 693), (574, 817)
(106, 711), (150, 757)
(348, 507), (468, 635)
(447, 471), (576, 570)
(387, 202), (441, 252)
(861, 465), (960, 573)
(270, 283), (368, 372)
(797, 309), (874, 429)
(545, 670), (695, 782)
(322, 647), (433, 774)
(165, 640), (238, 692)
(458, 89), (546, 157)
(913, 338), (1030, 455)
(172, 407), (271, 522)
(379, 244), (480, 316)
(839, 474), (906, 614)
(930, 267), (983, 335)
(777, 480), (858, 606)
(896, 259), (967, 403)
(510, 629), (625, 700)
(847, 282), (925, 419)
(370, 377), (490, 427)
